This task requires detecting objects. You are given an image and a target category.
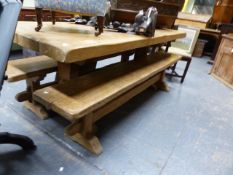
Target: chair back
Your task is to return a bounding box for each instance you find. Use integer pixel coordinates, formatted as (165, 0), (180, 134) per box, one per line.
(0, 0), (22, 91)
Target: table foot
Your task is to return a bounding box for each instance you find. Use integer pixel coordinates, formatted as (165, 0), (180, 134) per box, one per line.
(65, 116), (103, 155)
(24, 101), (49, 120)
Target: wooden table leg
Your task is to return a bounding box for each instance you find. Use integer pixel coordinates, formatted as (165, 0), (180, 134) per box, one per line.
(121, 51), (132, 62)
(57, 63), (79, 81)
(65, 113), (103, 155)
(57, 61), (97, 82)
(134, 47), (148, 60)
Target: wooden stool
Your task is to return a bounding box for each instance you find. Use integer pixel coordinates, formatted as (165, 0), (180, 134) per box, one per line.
(166, 56), (192, 83)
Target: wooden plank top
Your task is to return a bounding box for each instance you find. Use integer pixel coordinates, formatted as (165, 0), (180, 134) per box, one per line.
(6, 56), (57, 82)
(14, 22), (185, 63)
(33, 52), (181, 120)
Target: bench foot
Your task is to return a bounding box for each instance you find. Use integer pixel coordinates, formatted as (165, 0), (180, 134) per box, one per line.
(65, 116), (103, 155)
(157, 81), (170, 92)
(66, 131), (103, 155)
(24, 101), (49, 120)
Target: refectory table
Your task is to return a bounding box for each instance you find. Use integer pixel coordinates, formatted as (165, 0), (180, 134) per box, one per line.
(10, 21), (186, 154)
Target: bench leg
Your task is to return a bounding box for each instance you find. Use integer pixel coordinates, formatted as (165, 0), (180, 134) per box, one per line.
(35, 8), (43, 32)
(24, 101), (48, 120)
(153, 72), (170, 92)
(51, 11), (56, 25)
(19, 76), (49, 119)
(65, 114), (103, 155)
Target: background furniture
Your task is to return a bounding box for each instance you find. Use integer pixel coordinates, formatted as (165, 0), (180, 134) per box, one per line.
(182, 0), (215, 15)
(175, 0), (232, 61)
(211, 34), (233, 89)
(210, 24), (233, 63)
(0, 0), (35, 150)
(166, 26), (200, 83)
(34, 0), (109, 36)
(192, 39), (208, 57)
(211, 0), (233, 27)
(110, 0), (185, 29)
(175, 12), (211, 29)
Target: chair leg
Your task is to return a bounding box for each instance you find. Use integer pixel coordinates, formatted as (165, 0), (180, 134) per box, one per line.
(171, 62), (177, 72)
(0, 132), (36, 150)
(51, 11), (56, 25)
(95, 16), (104, 36)
(181, 57), (192, 83)
(35, 8), (43, 32)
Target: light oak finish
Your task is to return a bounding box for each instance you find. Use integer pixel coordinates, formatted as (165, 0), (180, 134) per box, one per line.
(11, 22), (186, 154)
(33, 53), (181, 154)
(34, 53), (181, 120)
(6, 56), (58, 118)
(66, 74), (162, 154)
(6, 55), (57, 82)
(14, 22), (186, 63)
(24, 101), (49, 120)
(211, 34), (233, 89)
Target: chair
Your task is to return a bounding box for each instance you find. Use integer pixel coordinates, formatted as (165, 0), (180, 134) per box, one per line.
(0, 0), (35, 150)
(34, 0), (110, 36)
(166, 26), (200, 83)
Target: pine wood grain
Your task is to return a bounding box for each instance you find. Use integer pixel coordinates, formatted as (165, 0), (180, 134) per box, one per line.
(33, 52), (182, 121)
(6, 55), (57, 82)
(14, 22), (185, 63)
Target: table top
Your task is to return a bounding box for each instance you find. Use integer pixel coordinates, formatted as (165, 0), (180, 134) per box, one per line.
(14, 22), (186, 63)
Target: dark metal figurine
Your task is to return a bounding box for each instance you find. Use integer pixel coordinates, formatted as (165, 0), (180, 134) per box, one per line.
(133, 7), (158, 37)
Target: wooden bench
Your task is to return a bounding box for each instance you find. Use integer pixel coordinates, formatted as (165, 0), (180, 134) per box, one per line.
(33, 52), (181, 154)
(6, 55), (57, 119)
(6, 55), (57, 82)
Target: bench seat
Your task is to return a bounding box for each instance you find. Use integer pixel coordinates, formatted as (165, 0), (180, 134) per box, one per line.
(33, 52), (181, 154)
(34, 52), (181, 121)
(6, 55), (57, 82)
